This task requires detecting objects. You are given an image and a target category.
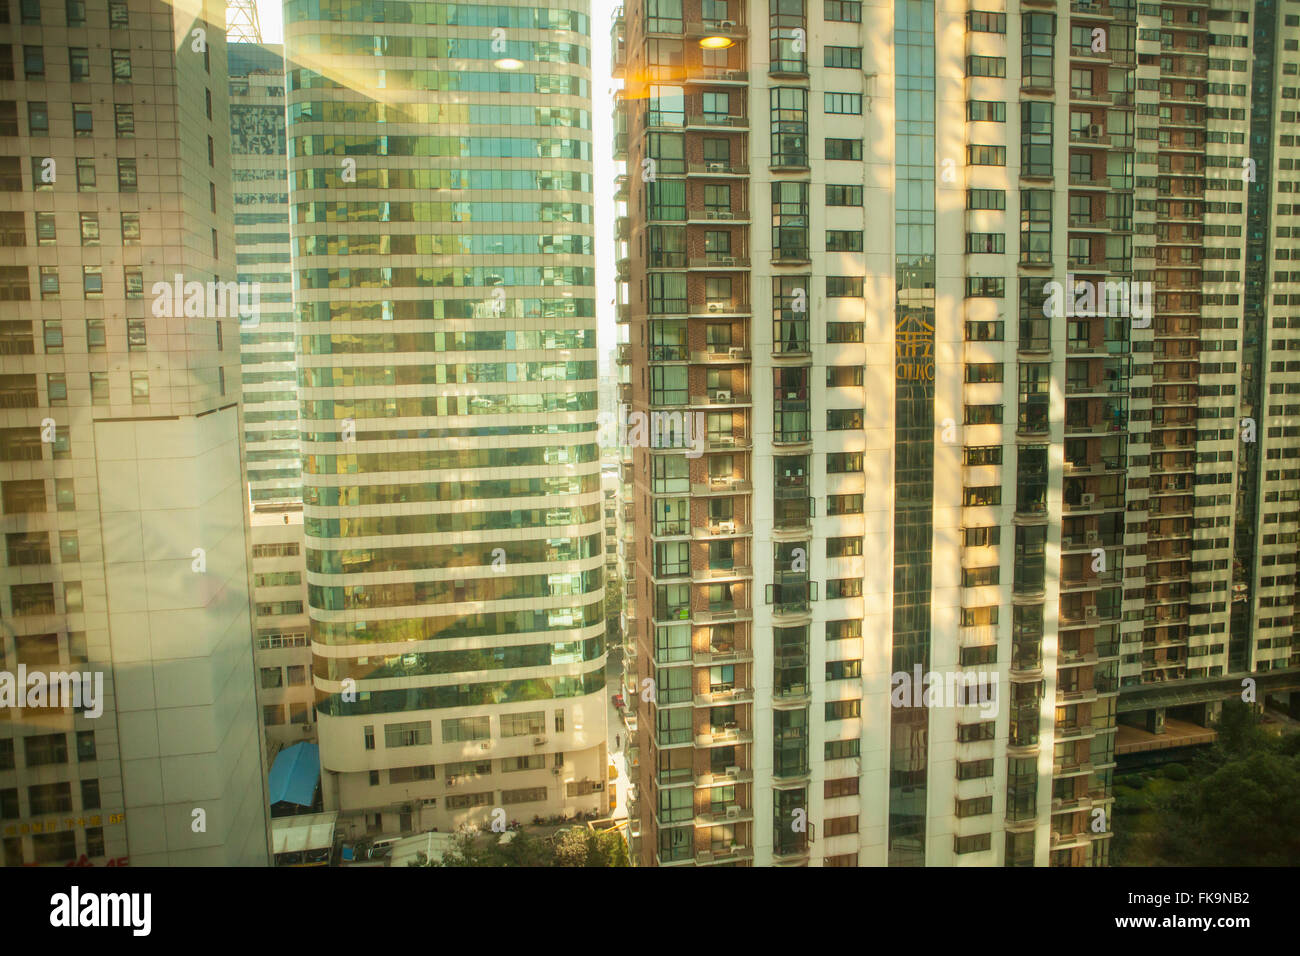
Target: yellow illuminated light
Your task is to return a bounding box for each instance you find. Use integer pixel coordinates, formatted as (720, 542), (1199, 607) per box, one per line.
(698, 36), (734, 49)
(494, 58), (524, 70)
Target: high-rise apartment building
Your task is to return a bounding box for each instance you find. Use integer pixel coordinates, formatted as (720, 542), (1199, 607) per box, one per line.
(0, 0), (269, 865)
(227, 41), (315, 760)
(283, 0), (608, 838)
(614, 0), (1300, 867)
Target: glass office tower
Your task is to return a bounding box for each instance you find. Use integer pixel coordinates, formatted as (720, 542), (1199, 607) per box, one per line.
(282, 0), (608, 838)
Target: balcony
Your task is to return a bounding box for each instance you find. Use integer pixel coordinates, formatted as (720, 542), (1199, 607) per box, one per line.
(693, 644), (754, 666)
(695, 805), (754, 827)
(685, 112), (749, 131)
(684, 67), (749, 86)
(695, 726), (753, 748)
(687, 256), (751, 270)
(683, 16), (747, 38)
(694, 687), (754, 708)
(690, 477), (752, 497)
(695, 843), (753, 866)
(696, 767), (753, 788)
(690, 391), (751, 407)
(691, 299), (751, 317)
(687, 161), (750, 177)
(690, 346), (751, 364)
(687, 207), (751, 224)
(693, 521), (750, 540)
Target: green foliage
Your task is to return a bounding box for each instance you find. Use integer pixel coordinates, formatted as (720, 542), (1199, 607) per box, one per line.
(411, 826), (630, 868)
(1116, 704), (1300, 866)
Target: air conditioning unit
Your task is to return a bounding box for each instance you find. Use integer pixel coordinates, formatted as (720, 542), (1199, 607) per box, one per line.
(302, 724), (312, 733)
(480, 742), (491, 751)
(1085, 530), (1100, 544)
(708, 303), (723, 312)
(1080, 493), (1096, 506)
(715, 520), (736, 534)
(723, 721), (738, 731)
(551, 767), (563, 775)
(706, 161), (726, 172)
(719, 19), (736, 29)
(725, 804), (742, 820)
(1087, 124), (1104, 138)
(725, 765), (740, 776)
(533, 736), (547, 746)
(713, 390), (732, 403)
(728, 347), (745, 359)
(1085, 606), (1100, 620)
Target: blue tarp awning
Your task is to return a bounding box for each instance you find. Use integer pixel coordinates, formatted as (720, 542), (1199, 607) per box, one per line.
(268, 742), (321, 806)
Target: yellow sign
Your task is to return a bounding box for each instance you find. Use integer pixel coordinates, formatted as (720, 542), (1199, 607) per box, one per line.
(896, 313), (935, 381)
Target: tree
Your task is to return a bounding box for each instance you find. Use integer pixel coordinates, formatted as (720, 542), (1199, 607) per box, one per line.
(1124, 703), (1300, 866)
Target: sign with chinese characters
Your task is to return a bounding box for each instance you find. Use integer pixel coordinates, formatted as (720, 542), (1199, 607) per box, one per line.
(895, 313), (935, 382)
(3, 811), (124, 837)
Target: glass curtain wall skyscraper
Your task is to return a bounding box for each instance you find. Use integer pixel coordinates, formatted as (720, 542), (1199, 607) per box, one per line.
(283, 0), (608, 837)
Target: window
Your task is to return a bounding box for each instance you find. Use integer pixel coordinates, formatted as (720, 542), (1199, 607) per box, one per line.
(827, 452), (863, 474)
(967, 145), (1006, 166)
(957, 758), (995, 780)
(39, 267), (58, 298)
(967, 188), (1006, 210)
(127, 319), (146, 352)
(76, 730), (96, 761)
(111, 50), (131, 82)
(825, 46), (862, 69)
(117, 158), (137, 191)
(827, 322), (863, 343)
(384, 721), (432, 748)
(827, 536), (864, 560)
(28, 101), (48, 134)
(824, 92), (863, 114)
(826, 493), (863, 515)
(24, 46), (44, 79)
(79, 213), (99, 245)
(24, 733), (68, 766)
(76, 158), (96, 192)
(1020, 189), (1052, 264)
(35, 213), (56, 244)
(825, 0), (861, 22)
(1021, 101), (1054, 177)
(966, 233), (1005, 254)
(770, 87), (809, 167)
(441, 716), (490, 743)
(124, 267), (143, 298)
(109, 0), (128, 26)
(69, 48), (90, 82)
(826, 276), (862, 297)
(66, 0), (86, 26)
(1022, 13), (1056, 88)
(260, 666), (283, 689)
(82, 266), (103, 298)
(967, 100), (1006, 123)
(955, 833), (992, 854)
(826, 184), (863, 206)
(826, 366), (864, 388)
(772, 181), (809, 259)
(965, 277), (1005, 297)
(966, 10), (1005, 33)
(46, 373), (67, 404)
(826, 230), (863, 251)
(114, 104), (134, 138)
(966, 55), (1006, 78)
(130, 372), (149, 404)
(825, 137), (862, 160)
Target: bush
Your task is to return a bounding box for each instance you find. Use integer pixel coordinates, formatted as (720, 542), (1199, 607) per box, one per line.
(1162, 763), (1190, 782)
